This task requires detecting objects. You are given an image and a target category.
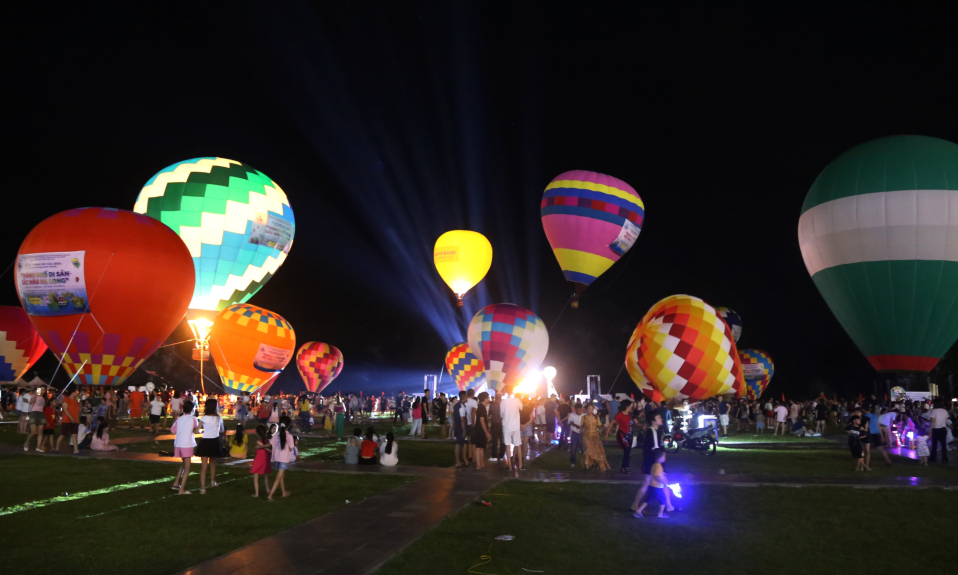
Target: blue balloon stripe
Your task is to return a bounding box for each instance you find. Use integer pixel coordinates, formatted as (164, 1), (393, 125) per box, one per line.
(543, 187), (644, 213)
(541, 205), (629, 227)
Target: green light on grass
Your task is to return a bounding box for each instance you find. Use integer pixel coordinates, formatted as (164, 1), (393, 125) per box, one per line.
(0, 476), (177, 517)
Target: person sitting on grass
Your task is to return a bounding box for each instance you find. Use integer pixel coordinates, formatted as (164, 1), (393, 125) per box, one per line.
(359, 429), (379, 465)
(633, 449), (670, 518)
(90, 419), (123, 452)
(380, 432), (398, 466)
(76, 415), (93, 451)
(345, 427), (362, 464)
(230, 422), (248, 458)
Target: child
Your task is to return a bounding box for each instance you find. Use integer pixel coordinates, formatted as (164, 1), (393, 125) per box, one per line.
(267, 416), (294, 501)
(148, 393), (166, 439)
(915, 432), (930, 466)
(76, 416), (92, 451)
(250, 424), (272, 497)
(845, 415), (869, 472)
(171, 400), (198, 495)
(229, 422), (249, 459)
(38, 401), (57, 452)
(755, 409), (765, 435)
(90, 420), (122, 451)
(345, 428), (362, 464)
(633, 449), (670, 518)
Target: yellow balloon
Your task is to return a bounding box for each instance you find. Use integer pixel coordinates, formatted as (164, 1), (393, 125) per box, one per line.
(434, 230), (492, 305)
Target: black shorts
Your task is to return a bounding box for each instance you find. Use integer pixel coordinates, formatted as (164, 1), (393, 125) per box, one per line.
(645, 486), (666, 505)
(473, 430), (488, 449)
(43, 428), (54, 436)
(850, 444), (863, 459)
(465, 424), (473, 441)
(438, 414), (446, 425)
(455, 432), (465, 446)
(196, 437), (221, 458)
(149, 414), (160, 423)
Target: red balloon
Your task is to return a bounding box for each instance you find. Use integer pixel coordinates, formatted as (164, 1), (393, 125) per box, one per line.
(0, 305), (48, 381)
(16, 208), (194, 386)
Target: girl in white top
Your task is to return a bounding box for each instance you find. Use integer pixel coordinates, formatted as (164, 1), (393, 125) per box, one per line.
(171, 400), (198, 495)
(197, 398), (225, 494)
(380, 432), (399, 467)
(268, 415), (295, 501)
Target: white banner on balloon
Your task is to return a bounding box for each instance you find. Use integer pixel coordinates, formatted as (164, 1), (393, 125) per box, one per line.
(16, 251), (90, 316)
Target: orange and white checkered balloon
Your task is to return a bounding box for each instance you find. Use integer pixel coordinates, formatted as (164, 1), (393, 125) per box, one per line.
(626, 295), (744, 402)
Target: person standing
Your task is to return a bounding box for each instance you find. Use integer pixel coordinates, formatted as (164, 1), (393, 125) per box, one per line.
(580, 403), (610, 471)
(773, 402), (788, 435)
(408, 398), (423, 437)
(929, 399), (950, 463)
(268, 416), (294, 500)
(604, 400), (634, 474)
(23, 388), (46, 451)
(420, 388), (431, 438)
(55, 389), (81, 454)
(544, 394), (558, 446)
(473, 392), (491, 470)
(557, 397), (573, 449)
(568, 402), (583, 467)
(148, 393), (166, 440)
(17, 388), (32, 434)
(453, 391), (469, 466)
(298, 394), (311, 433)
(489, 394), (504, 461)
(464, 389), (478, 456)
(862, 405), (891, 466)
(717, 396), (730, 437)
(435, 392), (448, 438)
(249, 424), (272, 497)
(500, 386), (523, 470)
(196, 398), (225, 494)
(334, 400), (346, 439)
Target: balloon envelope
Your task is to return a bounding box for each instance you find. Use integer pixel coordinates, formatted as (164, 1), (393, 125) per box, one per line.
(467, 303), (548, 393)
(626, 295), (745, 402)
(738, 349), (774, 400)
(445, 342), (486, 391)
(541, 170), (644, 294)
(715, 307), (742, 343)
(0, 305), (48, 382)
(434, 231), (492, 301)
(296, 342), (344, 394)
(16, 208), (194, 386)
(209, 304), (296, 393)
(134, 158), (295, 314)
(799, 136), (958, 372)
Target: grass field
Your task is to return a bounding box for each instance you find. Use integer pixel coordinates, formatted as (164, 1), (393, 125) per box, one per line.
(531, 444), (958, 478)
(0, 454), (410, 575)
(376, 480), (958, 575)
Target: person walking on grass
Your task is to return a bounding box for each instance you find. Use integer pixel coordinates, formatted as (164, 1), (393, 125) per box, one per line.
(268, 415), (294, 500)
(37, 399), (57, 452)
(581, 403), (611, 471)
(17, 387), (32, 434)
(148, 393), (165, 441)
(23, 388), (46, 451)
(605, 399), (634, 474)
(196, 398), (225, 495)
(862, 404), (891, 467)
(171, 400), (197, 494)
(633, 449), (671, 518)
(568, 402), (583, 467)
(473, 392), (491, 470)
(845, 415), (869, 471)
(452, 391), (468, 466)
(250, 424), (272, 497)
(631, 412), (670, 512)
(929, 398), (950, 464)
(55, 388), (81, 454)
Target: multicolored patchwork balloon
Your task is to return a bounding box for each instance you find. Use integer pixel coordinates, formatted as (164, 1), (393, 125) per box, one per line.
(467, 303), (549, 393)
(625, 295), (745, 402)
(209, 304), (296, 393)
(0, 305), (48, 382)
(296, 341), (344, 394)
(16, 208), (195, 386)
(445, 342), (485, 391)
(738, 349), (774, 400)
(799, 135), (958, 372)
(715, 307), (742, 343)
(134, 158), (295, 314)
(541, 170), (644, 305)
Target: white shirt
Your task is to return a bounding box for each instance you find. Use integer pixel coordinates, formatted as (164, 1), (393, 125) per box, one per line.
(18, 393), (32, 412)
(774, 406), (788, 422)
(200, 415), (224, 438)
(170, 397), (183, 412)
(878, 412), (897, 426)
(75, 423), (90, 445)
(535, 405), (545, 424)
(568, 412), (583, 432)
(172, 415), (198, 448)
(380, 441), (399, 466)
(150, 400), (166, 416)
(500, 397), (522, 432)
(930, 408), (949, 429)
(465, 399), (478, 425)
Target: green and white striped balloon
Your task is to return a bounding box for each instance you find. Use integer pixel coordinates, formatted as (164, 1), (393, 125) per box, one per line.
(799, 135), (958, 372)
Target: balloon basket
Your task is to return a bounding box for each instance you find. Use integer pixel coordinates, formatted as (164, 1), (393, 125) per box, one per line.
(571, 295), (579, 309)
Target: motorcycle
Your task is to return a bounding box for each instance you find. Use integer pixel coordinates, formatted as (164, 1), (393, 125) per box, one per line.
(663, 425), (718, 455)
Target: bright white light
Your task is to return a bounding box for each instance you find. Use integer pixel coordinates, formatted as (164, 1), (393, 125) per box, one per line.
(187, 318), (214, 343)
(543, 366), (557, 381)
(668, 483), (682, 498)
(514, 371), (542, 395)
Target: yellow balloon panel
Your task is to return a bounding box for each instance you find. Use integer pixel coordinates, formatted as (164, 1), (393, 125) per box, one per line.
(433, 231), (492, 298)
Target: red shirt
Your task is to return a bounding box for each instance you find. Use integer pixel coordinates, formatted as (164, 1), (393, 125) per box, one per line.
(43, 405), (56, 429)
(614, 412), (632, 435)
(62, 397), (80, 423)
(360, 439), (377, 458)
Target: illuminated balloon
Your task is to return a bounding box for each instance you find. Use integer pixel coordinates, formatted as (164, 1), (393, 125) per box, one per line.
(890, 386), (906, 400)
(209, 304), (296, 393)
(738, 349), (774, 400)
(0, 305), (48, 382)
(799, 136), (958, 372)
(467, 303), (548, 392)
(16, 208), (194, 386)
(433, 230), (492, 306)
(625, 295), (745, 402)
(445, 342), (486, 391)
(715, 307), (742, 343)
(296, 342), (344, 394)
(541, 170), (644, 306)
(133, 158), (295, 315)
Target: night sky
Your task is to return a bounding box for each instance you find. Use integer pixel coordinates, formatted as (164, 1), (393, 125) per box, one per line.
(7, 3), (958, 397)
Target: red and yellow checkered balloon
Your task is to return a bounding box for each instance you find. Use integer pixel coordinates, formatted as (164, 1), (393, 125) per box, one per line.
(626, 295), (745, 402)
(296, 341), (344, 394)
(445, 342), (485, 391)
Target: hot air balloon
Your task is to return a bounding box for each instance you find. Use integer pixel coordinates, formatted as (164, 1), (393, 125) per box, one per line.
(133, 157), (295, 350)
(715, 307), (742, 343)
(296, 342), (344, 394)
(738, 349), (774, 400)
(15, 208), (194, 386)
(433, 230), (492, 306)
(467, 303), (549, 392)
(209, 304), (296, 393)
(799, 135), (958, 372)
(445, 342), (486, 391)
(541, 170), (644, 307)
(625, 295), (745, 402)
(0, 306), (48, 382)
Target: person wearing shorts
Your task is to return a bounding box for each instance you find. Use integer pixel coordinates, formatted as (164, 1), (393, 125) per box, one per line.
(171, 401), (198, 495)
(500, 387), (523, 469)
(453, 391), (469, 466)
(55, 389), (81, 454)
